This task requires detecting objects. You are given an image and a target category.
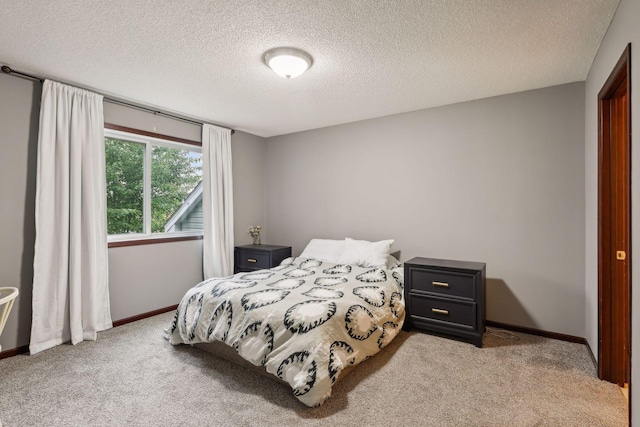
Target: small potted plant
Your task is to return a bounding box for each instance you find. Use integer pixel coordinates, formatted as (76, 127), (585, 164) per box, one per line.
(248, 225), (262, 245)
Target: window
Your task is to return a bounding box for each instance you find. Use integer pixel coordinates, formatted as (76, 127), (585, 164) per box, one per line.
(105, 127), (203, 242)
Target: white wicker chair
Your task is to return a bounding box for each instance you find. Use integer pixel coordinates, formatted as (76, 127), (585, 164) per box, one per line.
(0, 287), (19, 353)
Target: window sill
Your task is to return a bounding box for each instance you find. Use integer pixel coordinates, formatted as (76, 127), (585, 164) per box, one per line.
(108, 234), (203, 248)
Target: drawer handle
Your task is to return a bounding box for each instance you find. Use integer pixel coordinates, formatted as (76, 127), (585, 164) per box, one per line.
(432, 308), (449, 315)
(247, 258), (257, 263)
(432, 281), (449, 288)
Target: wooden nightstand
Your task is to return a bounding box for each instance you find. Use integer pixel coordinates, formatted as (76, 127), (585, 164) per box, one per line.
(404, 257), (486, 347)
(234, 244), (292, 273)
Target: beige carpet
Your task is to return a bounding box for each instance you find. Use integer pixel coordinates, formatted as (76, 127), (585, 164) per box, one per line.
(0, 313), (628, 426)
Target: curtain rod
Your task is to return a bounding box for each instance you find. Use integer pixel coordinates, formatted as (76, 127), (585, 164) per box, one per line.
(1, 65), (235, 134)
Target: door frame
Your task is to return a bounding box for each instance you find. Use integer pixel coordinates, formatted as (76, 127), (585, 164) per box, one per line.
(598, 42), (632, 405)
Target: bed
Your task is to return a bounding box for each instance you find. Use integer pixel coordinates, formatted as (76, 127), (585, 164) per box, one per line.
(167, 238), (405, 407)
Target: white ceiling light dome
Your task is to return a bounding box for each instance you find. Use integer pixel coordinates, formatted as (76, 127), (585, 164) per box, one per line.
(264, 47), (313, 79)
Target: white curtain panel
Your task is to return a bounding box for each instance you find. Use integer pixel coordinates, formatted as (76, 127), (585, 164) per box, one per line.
(30, 80), (112, 355)
(202, 124), (234, 278)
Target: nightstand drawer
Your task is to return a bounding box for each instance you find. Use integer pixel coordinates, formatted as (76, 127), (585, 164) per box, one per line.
(407, 267), (476, 299)
(408, 293), (476, 328)
(236, 251), (271, 270)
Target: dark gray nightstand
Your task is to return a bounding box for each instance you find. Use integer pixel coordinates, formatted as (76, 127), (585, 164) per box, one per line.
(234, 244), (292, 273)
(404, 257), (486, 347)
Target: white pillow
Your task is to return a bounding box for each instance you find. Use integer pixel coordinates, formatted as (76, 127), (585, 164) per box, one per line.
(339, 238), (394, 268)
(299, 239), (346, 263)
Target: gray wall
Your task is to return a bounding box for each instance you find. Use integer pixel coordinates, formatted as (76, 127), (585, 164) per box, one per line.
(108, 241), (203, 321)
(0, 74), (39, 353)
(232, 130), (268, 245)
(266, 82), (586, 337)
(0, 79), (267, 352)
(584, 0), (638, 422)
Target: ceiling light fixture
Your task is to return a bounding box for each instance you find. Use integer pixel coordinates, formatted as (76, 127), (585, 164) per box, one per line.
(264, 47), (313, 79)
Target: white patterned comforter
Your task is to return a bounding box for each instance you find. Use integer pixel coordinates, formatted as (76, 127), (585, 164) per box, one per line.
(167, 256), (405, 407)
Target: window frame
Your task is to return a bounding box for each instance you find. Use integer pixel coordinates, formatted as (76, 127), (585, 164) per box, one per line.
(104, 124), (204, 247)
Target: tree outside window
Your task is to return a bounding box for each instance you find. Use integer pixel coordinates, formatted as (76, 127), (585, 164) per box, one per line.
(105, 131), (203, 237)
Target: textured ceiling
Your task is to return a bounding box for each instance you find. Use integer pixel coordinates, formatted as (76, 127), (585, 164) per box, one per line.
(0, 0), (619, 137)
